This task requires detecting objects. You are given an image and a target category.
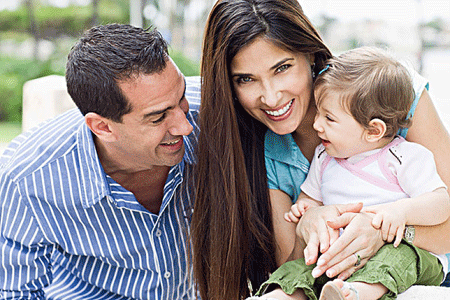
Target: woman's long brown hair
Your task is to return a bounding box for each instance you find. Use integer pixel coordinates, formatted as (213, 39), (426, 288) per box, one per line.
(191, 1), (332, 299)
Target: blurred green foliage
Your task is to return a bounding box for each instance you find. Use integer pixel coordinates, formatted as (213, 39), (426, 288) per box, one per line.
(0, 122), (21, 143)
(0, 1), (129, 38)
(0, 56), (63, 122)
(0, 50), (199, 123)
(170, 50), (200, 76)
(0, 0), (200, 125)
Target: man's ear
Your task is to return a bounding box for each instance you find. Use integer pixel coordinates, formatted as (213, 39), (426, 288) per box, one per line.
(365, 118), (387, 142)
(85, 112), (117, 142)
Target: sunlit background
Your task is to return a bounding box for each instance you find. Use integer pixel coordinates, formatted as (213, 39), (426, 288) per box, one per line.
(0, 0), (449, 153)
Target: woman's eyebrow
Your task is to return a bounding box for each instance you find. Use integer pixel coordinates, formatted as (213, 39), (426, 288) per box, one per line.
(231, 72), (251, 78)
(231, 58), (294, 77)
(270, 58), (294, 70)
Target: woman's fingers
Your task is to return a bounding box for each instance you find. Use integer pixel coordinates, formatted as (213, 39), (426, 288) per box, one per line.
(334, 202), (364, 215)
(314, 238), (368, 279)
(297, 206), (338, 264)
(303, 233), (320, 265)
(316, 213), (385, 279)
(328, 227), (339, 246)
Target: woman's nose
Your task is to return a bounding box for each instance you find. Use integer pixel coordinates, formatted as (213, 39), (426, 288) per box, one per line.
(261, 89), (282, 108)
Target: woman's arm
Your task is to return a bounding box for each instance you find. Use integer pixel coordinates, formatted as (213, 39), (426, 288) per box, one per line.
(270, 189), (304, 266)
(363, 187), (450, 246)
(406, 89), (450, 254)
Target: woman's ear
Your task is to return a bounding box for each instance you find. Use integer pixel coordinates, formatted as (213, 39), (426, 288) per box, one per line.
(309, 54), (315, 66)
(365, 118), (387, 142)
(85, 112), (117, 142)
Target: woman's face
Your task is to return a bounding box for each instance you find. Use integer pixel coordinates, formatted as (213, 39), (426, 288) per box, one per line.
(230, 37), (314, 135)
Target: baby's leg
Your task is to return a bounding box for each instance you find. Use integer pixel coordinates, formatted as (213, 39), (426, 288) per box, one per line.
(260, 288), (308, 299)
(320, 279), (388, 300)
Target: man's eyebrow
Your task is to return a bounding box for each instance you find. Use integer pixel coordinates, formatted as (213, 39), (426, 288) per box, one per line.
(142, 78), (186, 120)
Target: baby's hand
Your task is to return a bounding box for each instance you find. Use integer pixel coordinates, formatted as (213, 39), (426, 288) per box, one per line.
(284, 201), (310, 223)
(363, 204), (406, 247)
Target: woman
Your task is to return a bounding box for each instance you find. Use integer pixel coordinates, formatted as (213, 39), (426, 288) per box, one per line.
(191, 1), (450, 299)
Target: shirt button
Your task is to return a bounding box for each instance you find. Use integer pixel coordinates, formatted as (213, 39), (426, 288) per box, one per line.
(155, 229), (162, 237)
(164, 272), (171, 279)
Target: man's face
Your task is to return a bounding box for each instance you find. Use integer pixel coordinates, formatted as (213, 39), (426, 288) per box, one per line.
(109, 58), (193, 171)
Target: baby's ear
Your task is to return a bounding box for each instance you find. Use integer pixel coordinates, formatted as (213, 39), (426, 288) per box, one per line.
(365, 118), (387, 142)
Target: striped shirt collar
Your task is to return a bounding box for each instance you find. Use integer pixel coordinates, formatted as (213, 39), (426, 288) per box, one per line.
(76, 121), (110, 208)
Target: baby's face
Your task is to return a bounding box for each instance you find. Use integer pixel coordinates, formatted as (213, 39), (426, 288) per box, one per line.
(313, 93), (372, 158)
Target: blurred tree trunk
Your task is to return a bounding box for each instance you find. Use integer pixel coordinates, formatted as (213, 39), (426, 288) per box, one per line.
(130, 0), (143, 28)
(25, 0), (39, 61)
(92, 0), (99, 27)
(169, 0), (189, 51)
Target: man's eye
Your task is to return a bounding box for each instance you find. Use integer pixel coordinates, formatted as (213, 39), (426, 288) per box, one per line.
(152, 113), (166, 124)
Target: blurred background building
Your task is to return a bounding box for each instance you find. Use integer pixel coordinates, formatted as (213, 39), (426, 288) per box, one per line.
(0, 0), (449, 152)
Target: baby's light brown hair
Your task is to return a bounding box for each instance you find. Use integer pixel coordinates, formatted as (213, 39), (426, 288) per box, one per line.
(314, 46), (414, 138)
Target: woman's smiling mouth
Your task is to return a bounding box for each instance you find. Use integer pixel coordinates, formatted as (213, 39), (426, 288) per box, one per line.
(263, 99), (294, 119)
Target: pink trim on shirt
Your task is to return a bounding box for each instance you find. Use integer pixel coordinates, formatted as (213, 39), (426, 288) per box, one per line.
(325, 137), (406, 193)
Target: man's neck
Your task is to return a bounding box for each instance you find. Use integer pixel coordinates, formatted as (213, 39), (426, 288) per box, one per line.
(109, 167), (170, 214)
(94, 137), (170, 214)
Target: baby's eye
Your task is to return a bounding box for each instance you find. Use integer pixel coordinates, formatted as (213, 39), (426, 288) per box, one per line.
(326, 115), (334, 122)
(276, 64), (290, 73)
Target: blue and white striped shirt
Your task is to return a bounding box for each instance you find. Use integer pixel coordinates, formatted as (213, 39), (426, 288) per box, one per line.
(0, 77), (201, 299)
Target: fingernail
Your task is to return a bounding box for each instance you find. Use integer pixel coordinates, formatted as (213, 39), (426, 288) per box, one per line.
(326, 269), (335, 277)
(317, 258), (325, 266)
(312, 268), (320, 278)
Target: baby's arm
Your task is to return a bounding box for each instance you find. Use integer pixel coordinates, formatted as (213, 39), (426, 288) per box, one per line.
(364, 140), (450, 247)
(364, 187), (450, 247)
(285, 192), (323, 223)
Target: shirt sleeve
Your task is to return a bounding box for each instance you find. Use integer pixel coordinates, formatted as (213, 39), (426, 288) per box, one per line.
(391, 141), (446, 198)
(266, 155), (280, 191)
(398, 64), (429, 138)
(300, 145), (325, 202)
(0, 172), (51, 299)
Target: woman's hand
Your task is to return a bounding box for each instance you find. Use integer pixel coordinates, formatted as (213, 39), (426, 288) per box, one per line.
(311, 211), (385, 280)
(296, 203), (363, 266)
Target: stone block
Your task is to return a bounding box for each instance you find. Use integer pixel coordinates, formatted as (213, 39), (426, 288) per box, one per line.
(22, 75), (75, 132)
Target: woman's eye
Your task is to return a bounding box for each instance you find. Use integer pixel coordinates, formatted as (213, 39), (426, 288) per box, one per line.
(276, 64), (290, 73)
(326, 115), (334, 122)
(239, 76), (252, 83)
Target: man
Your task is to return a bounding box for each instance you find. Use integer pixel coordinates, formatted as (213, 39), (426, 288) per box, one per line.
(0, 24), (200, 299)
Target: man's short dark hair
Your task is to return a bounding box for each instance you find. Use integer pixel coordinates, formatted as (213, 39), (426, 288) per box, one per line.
(66, 23), (169, 122)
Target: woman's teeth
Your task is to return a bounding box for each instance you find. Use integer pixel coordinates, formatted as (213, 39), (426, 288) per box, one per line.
(265, 99), (293, 116)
